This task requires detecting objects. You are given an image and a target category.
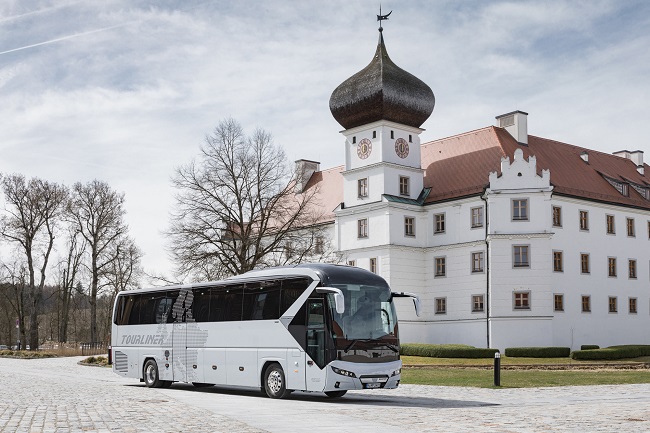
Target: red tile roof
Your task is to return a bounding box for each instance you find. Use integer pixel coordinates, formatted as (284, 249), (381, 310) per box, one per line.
(306, 125), (650, 220)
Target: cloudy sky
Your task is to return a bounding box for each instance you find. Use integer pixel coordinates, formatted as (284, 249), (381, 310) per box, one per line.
(1, 0), (649, 278)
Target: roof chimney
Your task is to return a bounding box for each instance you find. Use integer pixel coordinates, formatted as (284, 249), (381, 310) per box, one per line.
(496, 110), (528, 146)
(294, 159), (320, 193)
(613, 150), (644, 175)
(580, 151), (589, 163)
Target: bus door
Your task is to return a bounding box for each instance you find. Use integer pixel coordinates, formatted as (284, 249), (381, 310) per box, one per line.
(172, 288), (191, 382)
(305, 298), (327, 391)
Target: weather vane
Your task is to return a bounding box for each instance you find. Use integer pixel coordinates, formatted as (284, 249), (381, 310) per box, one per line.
(377, 5), (392, 31)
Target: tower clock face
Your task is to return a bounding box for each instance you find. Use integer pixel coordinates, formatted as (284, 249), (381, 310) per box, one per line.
(395, 138), (409, 159)
(357, 138), (372, 159)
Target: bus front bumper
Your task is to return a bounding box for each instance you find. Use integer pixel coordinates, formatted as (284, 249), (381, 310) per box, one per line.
(325, 360), (402, 392)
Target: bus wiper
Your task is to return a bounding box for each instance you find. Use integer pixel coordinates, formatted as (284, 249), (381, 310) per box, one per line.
(344, 339), (372, 353)
(377, 343), (399, 353)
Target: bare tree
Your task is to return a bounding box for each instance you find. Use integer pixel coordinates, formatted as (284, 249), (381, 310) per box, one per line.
(69, 180), (128, 343)
(0, 261), (28, 347)
(56, 226), (86, 343)
(167, 118), (329, 281)
(0, 174), (68, 349)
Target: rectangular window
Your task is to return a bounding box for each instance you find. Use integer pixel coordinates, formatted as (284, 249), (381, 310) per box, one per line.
(435, 297), (447, 314)
(435, 257), (446, 277)
(513, 245), (530, 268)
(609, 296), (618, 313)
(629, 259), (637, 279)
(553, 251), (563, 272)
(606, 214), (615, 234)
(608, 257), (617, 277)
(580, 253), (590, 274)
(357, 178), (368, 198)
(399, 176), (410, 196)
(629, 298), (637, 314)
(408, 134), (412, 143)
(357, 218), (368, 238)
(647, 221), (650, 239)
(369, 257), (377, 274)
(404, 216), (415, 237)
(352, 136), (356, 144)
(471, 207), (484, 228)
(552, 206), (562, 227)
(372, 130), (377, 139)
(582, 295), (591, 313)
(513, 292), (530, 310)
(512, 199), (528, 221)
(579, 210), (589, 231)
(434, 213), (446, 234)
(554, 294), (564, 312)
(314, 236), (324, 254)
(627, 217), (635, 237)
(390, 130), (394, 139)
(471, 252), (484, 273)
(347, 260), (356, 267)
(472, 295), (484, 312)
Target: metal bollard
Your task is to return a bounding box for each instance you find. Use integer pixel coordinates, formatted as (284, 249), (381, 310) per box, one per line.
(494, 352), (501, 386)
(108, 345), (112, 365)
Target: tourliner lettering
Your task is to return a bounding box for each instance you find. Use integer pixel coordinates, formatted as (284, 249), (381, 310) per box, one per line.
(121, 334), (164, 345)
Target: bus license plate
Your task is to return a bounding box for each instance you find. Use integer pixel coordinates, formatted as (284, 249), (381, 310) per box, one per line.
(364, 383), (381, 389)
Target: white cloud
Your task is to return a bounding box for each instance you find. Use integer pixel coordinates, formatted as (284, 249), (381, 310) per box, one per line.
(1, 0), (649, 278)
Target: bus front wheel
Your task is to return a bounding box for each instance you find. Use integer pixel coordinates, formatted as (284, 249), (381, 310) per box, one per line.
(325, 390), (347, 398)
(263, 363), (290, 399)
(143, 359), (163, 388)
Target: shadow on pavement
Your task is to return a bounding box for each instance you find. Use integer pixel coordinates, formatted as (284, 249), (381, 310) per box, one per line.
(128, 382), (498, 409)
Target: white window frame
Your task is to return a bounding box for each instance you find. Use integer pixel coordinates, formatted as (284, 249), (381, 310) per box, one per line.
(471, 206), (484, 228)
(471, 294), (484, 313)
(471, 251), (484, 273)
(434, 213), (446, 234)
(357, 178), (368, 198)
(434, 256), (446, 277)
(512, 199), (529, 221)
(513, 291), (530, 310)
(399, 176), (410, 197)
(513, 245), (530, 268)
(404, 216), (415, 237)
(369, 257), (377, 274)
(357, 218), (368, 238)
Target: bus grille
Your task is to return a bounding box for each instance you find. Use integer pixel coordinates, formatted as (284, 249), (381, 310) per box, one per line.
(114, 351), (128, 372)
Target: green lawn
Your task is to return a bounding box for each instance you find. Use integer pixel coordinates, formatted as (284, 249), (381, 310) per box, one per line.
(402, 367), (650, 388)
(400, 355), (650, 387)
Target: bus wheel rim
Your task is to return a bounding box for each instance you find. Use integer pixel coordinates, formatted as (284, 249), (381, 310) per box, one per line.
(268, 370), (282, 393)
(146, 364), (155, 384)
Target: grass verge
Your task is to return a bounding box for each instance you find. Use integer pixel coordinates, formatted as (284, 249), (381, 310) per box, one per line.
(401, 367), (650, 388)
(402, 355), (650, 366)
(79, 356), (110, 367)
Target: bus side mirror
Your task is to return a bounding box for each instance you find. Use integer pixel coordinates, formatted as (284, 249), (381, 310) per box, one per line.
(316, 287), (345, 314)
(390, 291), (421, 317)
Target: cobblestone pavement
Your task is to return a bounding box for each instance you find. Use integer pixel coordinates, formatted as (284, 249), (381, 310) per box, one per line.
(1, 357), (650, 433)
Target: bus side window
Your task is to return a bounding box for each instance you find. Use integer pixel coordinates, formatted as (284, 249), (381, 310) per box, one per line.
(192, 289), (211, 322)
(139, 295), (158, 325)
(209, 285), (244, 322)
(242, 280), (282, 320)
(128, 295), (144, 325)
(281, 277), (311, 315)
(164, 291), (179, 323)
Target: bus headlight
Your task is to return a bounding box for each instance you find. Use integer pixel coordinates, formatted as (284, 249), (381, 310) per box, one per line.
(391, 368), (401, 377)
(331, 366), (356, 378)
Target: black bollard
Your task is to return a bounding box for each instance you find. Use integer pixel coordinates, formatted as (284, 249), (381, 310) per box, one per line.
(494, 352), (501, 386)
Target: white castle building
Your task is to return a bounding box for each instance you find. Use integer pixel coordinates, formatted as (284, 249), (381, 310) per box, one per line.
(295, 26), (650, 351)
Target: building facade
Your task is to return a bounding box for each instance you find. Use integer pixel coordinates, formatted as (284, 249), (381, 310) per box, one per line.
(295, 27), (650, 351)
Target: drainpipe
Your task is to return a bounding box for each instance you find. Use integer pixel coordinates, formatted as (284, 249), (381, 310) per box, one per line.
(481, 189), (490, 348)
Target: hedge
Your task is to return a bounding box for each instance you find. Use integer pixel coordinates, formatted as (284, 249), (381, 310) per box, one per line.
(401, 343), (499, 358)
(580, 345), (600, 350)
(504, 347), (571, 358)
(571, 345), (650, 360)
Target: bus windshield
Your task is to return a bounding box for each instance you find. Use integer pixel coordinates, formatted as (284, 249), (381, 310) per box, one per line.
(326, 282), (399, 363)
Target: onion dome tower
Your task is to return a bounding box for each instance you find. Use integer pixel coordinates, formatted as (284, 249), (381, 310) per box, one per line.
(329, 28), (435, 130)
(330, 18), (435, 207)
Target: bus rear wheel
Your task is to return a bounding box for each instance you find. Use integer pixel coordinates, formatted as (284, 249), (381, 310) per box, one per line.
(143, 359), (163, 388)
(325, 390), (347, 398)
(263, 363), (290, 399)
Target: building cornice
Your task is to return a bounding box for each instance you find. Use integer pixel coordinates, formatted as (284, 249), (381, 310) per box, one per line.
(487, 232), (553, 241)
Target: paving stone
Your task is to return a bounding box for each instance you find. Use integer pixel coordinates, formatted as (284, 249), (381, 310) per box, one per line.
(0, 357), (649, 432)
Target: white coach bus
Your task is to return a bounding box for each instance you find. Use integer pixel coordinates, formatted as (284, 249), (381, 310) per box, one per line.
(111, 263), (419, 398)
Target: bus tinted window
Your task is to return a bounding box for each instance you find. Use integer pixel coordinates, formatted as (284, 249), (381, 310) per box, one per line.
(209, 285), (243, 321)
(193, 289), (211, 322)
(242, 280), (282, 320)
(128, 295), (145, 325)
(281, 278), (312, 314)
